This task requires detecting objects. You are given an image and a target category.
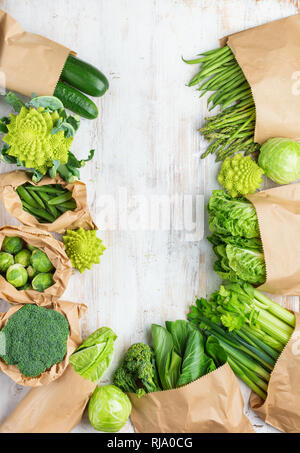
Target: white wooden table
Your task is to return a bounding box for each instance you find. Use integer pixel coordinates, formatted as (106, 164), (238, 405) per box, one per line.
(0, 0), (298, 434)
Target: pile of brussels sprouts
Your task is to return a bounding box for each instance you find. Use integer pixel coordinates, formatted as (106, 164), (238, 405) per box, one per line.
(0, 236), (55, 292)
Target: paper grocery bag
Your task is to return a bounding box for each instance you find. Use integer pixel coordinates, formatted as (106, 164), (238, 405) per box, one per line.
(0, 171), (97, 234)
(129, 364), (254, 433)
(227, 14), (300, 144)
(250, 312), (300, 433)
(0, 225), (72, 303)
(247, 183), (300, 295)
(0, 300), (86, 387)
(0, 365), (96, 433)
(0, 9), (72, 96)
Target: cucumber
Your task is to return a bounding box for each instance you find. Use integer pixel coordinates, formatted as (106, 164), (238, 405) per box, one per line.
(54, 81), (98, 119)
(61, 54), (109, 97)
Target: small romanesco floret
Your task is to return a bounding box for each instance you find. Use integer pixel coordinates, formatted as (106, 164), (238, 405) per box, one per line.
(217, 153), (264, 198)
(113, 343), (161, 397)
(3, 107), (73, 174)
(62, 228), (106, 273)
(0, 304), (69, 377)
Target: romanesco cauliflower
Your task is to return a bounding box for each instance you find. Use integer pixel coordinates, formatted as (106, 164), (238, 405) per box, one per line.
(3, 107), (73, 174)
(217, 153), (264, 197)
(63, 228), (105, 273)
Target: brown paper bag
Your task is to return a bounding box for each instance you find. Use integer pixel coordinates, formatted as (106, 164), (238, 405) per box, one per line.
(0, 365), (96, 433)
(0, 225), (72, 303)
(247, 183), (300, 295)
(250, 312), (300, 433)
(129, 364), (254, 433)
(227, 14), (300, 144)
(0, 171), (96, 234)
(0, 9), (72, 96)
(0, 300), (86, 387)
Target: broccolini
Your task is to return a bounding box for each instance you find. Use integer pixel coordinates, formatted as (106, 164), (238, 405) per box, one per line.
(113, 343), (161, 397)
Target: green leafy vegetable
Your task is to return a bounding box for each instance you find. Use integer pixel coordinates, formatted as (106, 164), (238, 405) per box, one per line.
(218, 153), (264, 197)
(0, 304), (69, 377)
(151, 324), (182, 390)
(258, 137), (300, 184)
(208, 190), (266, 285)
(88, 385), (131, 433)
(164, 320), (215, 386)
(208, 190), (260, 239)
(70, 327), (117, 383)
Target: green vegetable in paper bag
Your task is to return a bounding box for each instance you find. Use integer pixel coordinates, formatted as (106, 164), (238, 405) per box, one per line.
(258, 137), (300, 184)
(6, 264), (28, 288)
(0, 252), (14, 272)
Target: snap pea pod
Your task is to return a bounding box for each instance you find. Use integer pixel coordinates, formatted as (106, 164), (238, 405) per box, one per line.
(56, 200), (77, 210)
(21, 201), (56, 223)
(26, 185), (67, 195)
(48, 192), (73, 205)
(36, 191), (60, 219)
(16, 186), (40, 209)
(28, 189), (46, 209)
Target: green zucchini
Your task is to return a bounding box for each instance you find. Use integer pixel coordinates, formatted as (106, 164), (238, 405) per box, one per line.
(54, 81), (98, 119)
(61, 54), (109, 97)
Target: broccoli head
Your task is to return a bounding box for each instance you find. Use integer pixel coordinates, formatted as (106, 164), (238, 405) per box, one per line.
(0, 304), (69, 377)
(113, 343), (161, 397)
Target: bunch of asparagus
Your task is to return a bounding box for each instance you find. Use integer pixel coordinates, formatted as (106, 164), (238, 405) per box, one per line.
(185, 46), (260, 161)
(16, 183), (76, 223)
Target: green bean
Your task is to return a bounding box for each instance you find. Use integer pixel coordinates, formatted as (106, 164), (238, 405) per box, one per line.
(48, 192), (73, 205)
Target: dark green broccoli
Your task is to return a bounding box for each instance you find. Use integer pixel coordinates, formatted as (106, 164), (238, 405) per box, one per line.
(0, 304), (69, 377)
(113, 343), (161, 397)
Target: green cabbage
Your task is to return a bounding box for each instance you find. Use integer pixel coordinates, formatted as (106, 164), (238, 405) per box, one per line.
(258, 137), (300, 184)
(88, 385), (131, 432)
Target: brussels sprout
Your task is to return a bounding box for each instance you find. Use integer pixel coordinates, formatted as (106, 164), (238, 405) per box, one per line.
(6, 264), (28, 288)
(19, 282), (32, 290)
(32, 273), (54, 292)
(2, 236), (23, 255)
(27, 244), (38, 252)
(30, 249), (53, 273)
(15, 249), (31, 267)
(0, 252), (14, 272)
(26, 265), (37, 279)
(88, 385), (131, 433)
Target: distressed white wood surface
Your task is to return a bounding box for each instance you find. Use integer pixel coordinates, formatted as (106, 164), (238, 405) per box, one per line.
(0, 0), (298, 434)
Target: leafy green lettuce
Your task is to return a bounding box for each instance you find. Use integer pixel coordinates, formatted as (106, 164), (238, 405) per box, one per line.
(208, 190), (260, 239)
(207, 190), (266, 285)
